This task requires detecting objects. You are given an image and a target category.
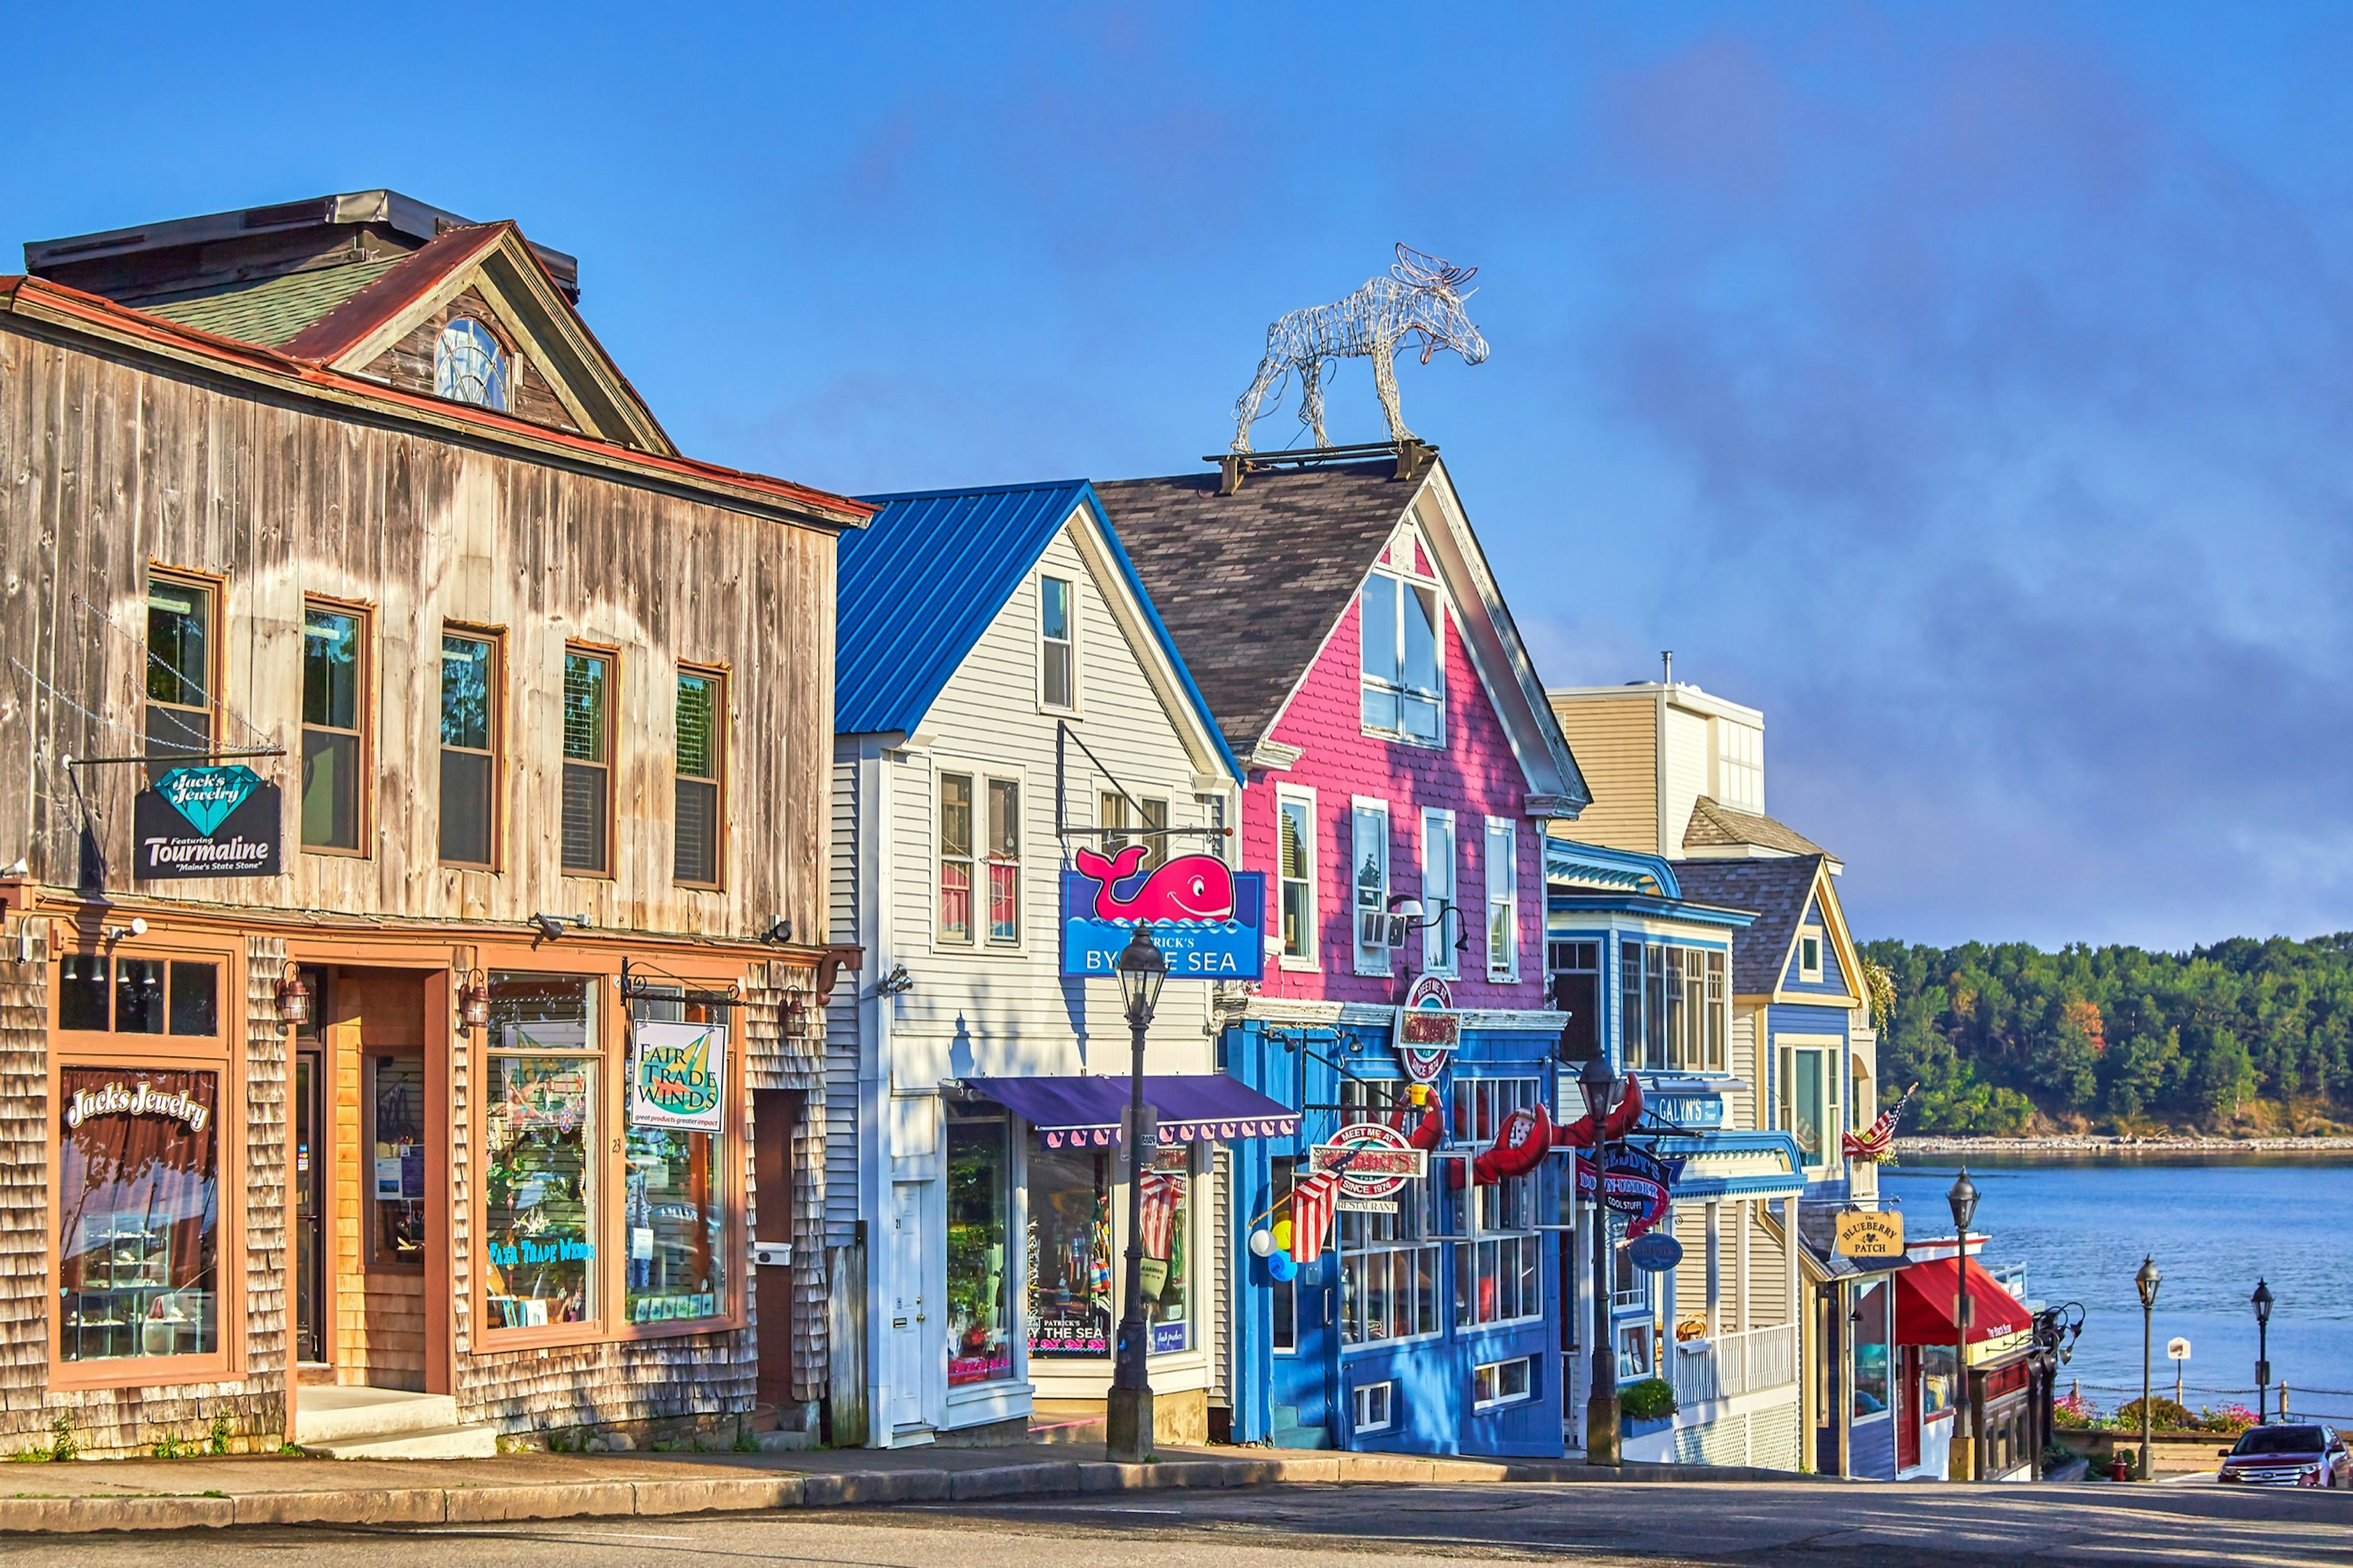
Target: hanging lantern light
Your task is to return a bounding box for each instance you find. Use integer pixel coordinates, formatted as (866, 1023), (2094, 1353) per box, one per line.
(275, 969), (312, 1031)
(458, 972), (491, 1035)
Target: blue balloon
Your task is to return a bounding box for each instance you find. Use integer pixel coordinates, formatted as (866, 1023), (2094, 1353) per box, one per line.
(1268, 1250), (1298, 1282)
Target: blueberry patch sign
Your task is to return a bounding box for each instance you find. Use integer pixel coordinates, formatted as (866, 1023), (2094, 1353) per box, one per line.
(628, 1021), (727, 1133)
(133, 765), (282, 880)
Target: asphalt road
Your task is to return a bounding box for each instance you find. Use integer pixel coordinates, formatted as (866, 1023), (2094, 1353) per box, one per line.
(2, 1479), (2347, 1568)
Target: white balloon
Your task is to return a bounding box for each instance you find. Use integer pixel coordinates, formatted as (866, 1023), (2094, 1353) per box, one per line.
(1248, 1229), (1274, 1258)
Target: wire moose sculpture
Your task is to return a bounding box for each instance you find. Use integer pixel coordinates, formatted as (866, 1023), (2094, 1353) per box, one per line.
(1230, 244), (1488, 453)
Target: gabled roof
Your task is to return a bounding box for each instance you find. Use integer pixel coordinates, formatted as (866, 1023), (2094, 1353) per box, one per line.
(1683, 797), (1835, 861)
(0, 274), (870, 531)
(1667, 855), (1841, 999)
(143, 256), (407, 347)
(1095, 456), (1588, 809)
(837, 480), (1242, 782)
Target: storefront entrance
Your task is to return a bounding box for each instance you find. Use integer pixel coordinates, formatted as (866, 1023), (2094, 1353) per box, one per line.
(295, 1044), (326, 1366)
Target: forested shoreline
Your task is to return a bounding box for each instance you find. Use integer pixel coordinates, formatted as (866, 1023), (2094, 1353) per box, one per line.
(1860, 934), (2353, 1135)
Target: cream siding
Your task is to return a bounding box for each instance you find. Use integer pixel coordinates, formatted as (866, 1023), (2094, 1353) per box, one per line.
(1662, 705), (1711, 860)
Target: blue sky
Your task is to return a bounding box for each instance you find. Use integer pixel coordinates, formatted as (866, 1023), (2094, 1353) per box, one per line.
(12, 3), (2353, 952)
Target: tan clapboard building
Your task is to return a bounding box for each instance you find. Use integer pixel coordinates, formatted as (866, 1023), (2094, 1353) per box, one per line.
(0, 192), (866, 1457)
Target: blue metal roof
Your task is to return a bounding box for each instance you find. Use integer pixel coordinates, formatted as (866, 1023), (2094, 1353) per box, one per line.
(838, 480), (1242, 782)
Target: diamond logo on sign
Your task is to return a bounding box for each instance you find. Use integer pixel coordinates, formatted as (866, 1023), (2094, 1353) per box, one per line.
(157, 766), (260, 836)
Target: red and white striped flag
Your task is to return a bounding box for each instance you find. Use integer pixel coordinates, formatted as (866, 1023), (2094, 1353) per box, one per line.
(1138, 1172), (1183, 1260)
(1289, 1170), (1342, 1265)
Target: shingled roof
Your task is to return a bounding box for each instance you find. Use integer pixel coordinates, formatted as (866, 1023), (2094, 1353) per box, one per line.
(142, 255), (407, 348)
(1666, 855), (1827, 994)
(1093, 461), (1433, 754)
(1683, 797), (1832, 859)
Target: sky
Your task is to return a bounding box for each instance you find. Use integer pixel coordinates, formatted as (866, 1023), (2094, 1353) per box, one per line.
(10, 2), (2353, 952)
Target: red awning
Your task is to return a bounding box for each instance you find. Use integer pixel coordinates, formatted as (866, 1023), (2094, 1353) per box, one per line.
(1894, 1257), (2035, 1346)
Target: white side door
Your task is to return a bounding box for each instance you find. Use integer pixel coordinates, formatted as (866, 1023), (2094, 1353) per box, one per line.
(890, 1181), (928, 1430)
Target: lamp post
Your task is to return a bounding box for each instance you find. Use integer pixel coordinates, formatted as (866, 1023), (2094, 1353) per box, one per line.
(2134, 1256), (2162, 1480)
(1581, 1052), (1623, 1466)
(2252, 1278), (2275, 1426)
(1106, 926), (1167, 1464)
(1947, 1168), (1979, 1482)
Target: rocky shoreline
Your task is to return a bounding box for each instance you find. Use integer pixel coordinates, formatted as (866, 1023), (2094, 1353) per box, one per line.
(1895, 1133), (2353, 1155)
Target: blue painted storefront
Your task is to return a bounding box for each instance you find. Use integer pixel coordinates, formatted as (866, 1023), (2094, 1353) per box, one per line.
(1222, 1018), (1567, 1457)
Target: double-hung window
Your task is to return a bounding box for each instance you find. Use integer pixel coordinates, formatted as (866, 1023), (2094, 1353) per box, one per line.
(1420, 809), (1457, 977)
(1620, 940), (1647, 1069)
(1617, 943), (1730, 1074)
(1337, 1080), (1442, 1345)
(561, 648), (613, 876)
(145, 572), (216, 783)
(1483, 817), (1518, 982)
(300, 601), (368, 852)
(1278, 790), (1316, 967)
(1351, 800), (1390, 976)
(1358, 568), (1444, 744)
(1101, 792), (1167, 872)
(1452, 1077), (1543, 1328)
(438, 631), (500, 868)
(673, 667), (724, 887)
(1039, 574), (1075, 710)
(939, 773), (975, 945)
(986, 778), (1020, 945)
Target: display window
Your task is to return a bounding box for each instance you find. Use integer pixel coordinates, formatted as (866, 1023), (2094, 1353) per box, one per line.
(1142, 1146), (1190, 1355)
(368, 1053), (426, 1268)
(1027, 1138), (1110, 1358)
(482, 974), (601, 1331)
(1852, 1278), (1892, 1420)
(624, 1124), (721, 1324)
(945, 1107), (1014, 1385)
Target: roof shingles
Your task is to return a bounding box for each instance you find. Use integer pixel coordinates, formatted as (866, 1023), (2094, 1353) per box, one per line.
(141, 257), (404, 349)
(1667, 855), (1826, 994)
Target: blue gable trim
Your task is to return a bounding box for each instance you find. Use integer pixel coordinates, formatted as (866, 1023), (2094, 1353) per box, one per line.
(1546, 839), (1680, 899)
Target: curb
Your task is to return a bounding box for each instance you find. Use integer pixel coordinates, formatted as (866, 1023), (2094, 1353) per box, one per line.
(0, 1452), (1806, 1534)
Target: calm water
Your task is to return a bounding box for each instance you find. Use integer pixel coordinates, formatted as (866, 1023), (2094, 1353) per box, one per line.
(1879, 1155), (2353, 1425)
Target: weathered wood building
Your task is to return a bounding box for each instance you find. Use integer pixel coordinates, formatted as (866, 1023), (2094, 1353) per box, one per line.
(0, 192), (866, 1456)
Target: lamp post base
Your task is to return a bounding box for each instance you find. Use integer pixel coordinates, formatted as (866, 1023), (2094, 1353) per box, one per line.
(1585, 1392), (1621, 1466)
(1106, 1387), (1154, 1463)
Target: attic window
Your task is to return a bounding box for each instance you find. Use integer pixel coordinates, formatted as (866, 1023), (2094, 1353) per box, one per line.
(434, 319), (509, 411)
(1360, 569), (1443, 745)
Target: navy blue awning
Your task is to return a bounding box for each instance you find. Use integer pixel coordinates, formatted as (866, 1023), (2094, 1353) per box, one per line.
(958, 1074), (1298, 1149)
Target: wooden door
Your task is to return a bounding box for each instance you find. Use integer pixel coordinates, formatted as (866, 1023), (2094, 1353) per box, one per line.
(752, 1089), (798, 1414)
(1897, 1346), (1921, 1469)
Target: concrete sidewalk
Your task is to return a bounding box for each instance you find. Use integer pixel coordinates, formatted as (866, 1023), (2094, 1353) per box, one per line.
(0, 1440), (1811, 1534)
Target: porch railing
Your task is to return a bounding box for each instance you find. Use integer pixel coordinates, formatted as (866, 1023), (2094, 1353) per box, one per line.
(1672, 1322), (1798, 1404)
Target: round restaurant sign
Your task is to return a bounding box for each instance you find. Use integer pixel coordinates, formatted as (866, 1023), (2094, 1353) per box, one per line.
(1627, 1233), (1684, 1273)
(1316, 1121), (1420, 1202)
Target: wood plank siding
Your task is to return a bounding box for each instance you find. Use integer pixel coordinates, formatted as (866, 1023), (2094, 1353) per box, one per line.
(357, 284), (583, 436)
(1546, 691), (1659, 857)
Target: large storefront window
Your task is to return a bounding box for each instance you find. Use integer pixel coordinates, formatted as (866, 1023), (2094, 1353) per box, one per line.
(625, 1124), (721, 1324)
(1142, 1148), (1190, 1354)
(946, 1108), (1014, 1384)
(1453, 1078), (1543, 1328)
(58, 1066), (219, 1362)
(1027, 1140), (1110, 1358)
(1853, 1278), (1892, 1420)
(1338, 1080), (1441, 1346)
(483, 975), (598, 1330)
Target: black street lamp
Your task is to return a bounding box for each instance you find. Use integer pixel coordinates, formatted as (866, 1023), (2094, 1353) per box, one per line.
(1581, 1051), (1624, 1466)
(2134, 1256), (2162, 1480)
(2252, 1278), (2275, 1426)
(1947, 1168), (1980, 1482)
(1106, 926), (1167, 1464)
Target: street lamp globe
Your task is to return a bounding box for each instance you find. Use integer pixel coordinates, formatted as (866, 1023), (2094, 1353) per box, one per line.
(1114, 926), (1167, 1023)
(2135, 1255), (2162, 1311)
(1578, 1051), (1621, 1124)
(2252, 1278), (2274, 1325)
(1946, 1167), (1980, 1236)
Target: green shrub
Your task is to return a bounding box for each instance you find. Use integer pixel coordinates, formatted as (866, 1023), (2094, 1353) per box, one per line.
(2110, 1396), (2196, 1431)
(1621, 1378), (1677, 1422)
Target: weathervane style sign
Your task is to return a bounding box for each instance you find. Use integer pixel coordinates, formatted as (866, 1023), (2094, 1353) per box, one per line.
(1059, 844), (1266, 980)
(1231, 244), (1489, 452)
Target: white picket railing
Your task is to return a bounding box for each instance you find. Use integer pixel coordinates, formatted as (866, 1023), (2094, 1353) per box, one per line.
(1673, 1322), (1798, 1404)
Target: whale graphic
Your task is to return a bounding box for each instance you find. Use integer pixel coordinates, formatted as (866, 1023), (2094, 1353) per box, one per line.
(1072, 844), (1237, 923)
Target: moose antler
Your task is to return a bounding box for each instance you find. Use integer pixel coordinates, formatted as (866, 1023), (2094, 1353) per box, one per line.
(1393, 243), (1477, 293)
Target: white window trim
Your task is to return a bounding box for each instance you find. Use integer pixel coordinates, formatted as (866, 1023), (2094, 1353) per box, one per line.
(1778, 1036), (1844, 1173)
(1483, 816), (1519, 983)
(1351, 797), (1392, 977)
(1472, 1354), (1536, 1411)
(1420, 808), (1457, 979)
(931, 757), (1029, 957)
(1798, 928), (1825, 984)
(1036, 570), (1079, 716)
(1276, 784), (1320, 972)
(1358, 562), (1449, 749)
(1353, 1379), (1396, 1433)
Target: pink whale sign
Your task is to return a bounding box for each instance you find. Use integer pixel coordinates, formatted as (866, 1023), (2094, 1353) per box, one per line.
(1060, 849), (1265, 981)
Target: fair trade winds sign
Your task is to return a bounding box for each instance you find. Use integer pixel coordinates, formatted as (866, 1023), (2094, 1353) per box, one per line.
(133, 765), (282, 880)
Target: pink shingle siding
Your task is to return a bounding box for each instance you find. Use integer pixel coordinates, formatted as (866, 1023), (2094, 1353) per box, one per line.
(1243, 591), (1545, 1009)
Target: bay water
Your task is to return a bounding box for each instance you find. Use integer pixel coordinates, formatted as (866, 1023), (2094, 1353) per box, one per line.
(1878, 1154), (2353, 1427)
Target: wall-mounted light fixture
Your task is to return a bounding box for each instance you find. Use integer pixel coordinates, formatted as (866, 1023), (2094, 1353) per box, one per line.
(457, 969), (491, 1036)
(759, 918), (793, 945)
(1385, 895), (1468, 954)
(102, 916), (148, 945)
(276, 969), (313, 1032)
(531, 912), (588, 942)
(875, 963), (914, 997)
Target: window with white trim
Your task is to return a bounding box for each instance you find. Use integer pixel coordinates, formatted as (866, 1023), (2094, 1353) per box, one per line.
(1337, 1079), (1442, 1346)
(1278, 790), (1316, 966)
(1354, 1379), (1395, 1432)
(1472, 1355), (1533, 1409)
(1452, 1077), (1542, 1329)
(1352, 801), (1391, 976)
(1420, 809), (1457, 977)
(1714, 719), (1762, 814)
(1358, 569), (1443, 744)
(1483, 817), (1518, 982)
(1619, 941), (1727, 1073)
(1039, 574), (1075, 710)
(1799, 930), (1824, 983)
(939, 773), (976, 945)
(986, 778), (1020, 945)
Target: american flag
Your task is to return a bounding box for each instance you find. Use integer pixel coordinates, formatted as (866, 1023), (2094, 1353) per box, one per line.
(1289, 1170), (1343, 1265)
(1139, 1172), (1183, 1260)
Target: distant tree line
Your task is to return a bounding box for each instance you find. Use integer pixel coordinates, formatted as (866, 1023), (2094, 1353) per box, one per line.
(1859, 935), (2353, 1135)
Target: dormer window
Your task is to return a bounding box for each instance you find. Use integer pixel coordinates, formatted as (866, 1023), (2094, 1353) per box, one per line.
(1360, 568), (1443, 744)
(434, 319), (509, 411)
